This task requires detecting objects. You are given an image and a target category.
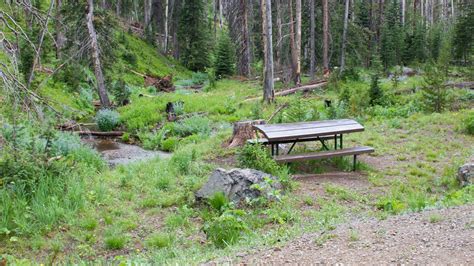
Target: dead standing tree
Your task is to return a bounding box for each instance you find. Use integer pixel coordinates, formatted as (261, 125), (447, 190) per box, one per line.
(86, 0), (110, 107)
(261, 0), (274, 103)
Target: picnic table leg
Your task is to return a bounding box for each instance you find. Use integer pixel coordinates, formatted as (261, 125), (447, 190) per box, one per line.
(353, 154), (357, 171)
(287, 141), (297, 154)
(334, 134), (338, 150)
(276, 144), (279, 155)
(340, 134), (343, 149)
(271, 144), (274, 156)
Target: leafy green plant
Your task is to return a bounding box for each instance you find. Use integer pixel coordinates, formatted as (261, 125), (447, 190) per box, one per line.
(463, 111), (474, 135)
(112, 80), (132, 106)
(95, 109), (121, 132)
(104, 230), (127, 250)
(173, 116), (211, 137)
(208, 192), (230, 213)
(203, 210), (247, 248)
(161, 137), (179, 152)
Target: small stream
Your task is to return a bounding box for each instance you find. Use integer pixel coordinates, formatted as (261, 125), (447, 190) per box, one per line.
(82, 138), (171, 167)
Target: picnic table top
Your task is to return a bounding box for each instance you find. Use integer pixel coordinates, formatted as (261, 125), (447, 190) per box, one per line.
(253, 119), (364, 142)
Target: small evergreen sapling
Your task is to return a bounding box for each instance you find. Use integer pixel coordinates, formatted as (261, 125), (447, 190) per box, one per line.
(422, 64), (447, 113)
(369, 74), (383, 106)
(214, 31), (235, 79)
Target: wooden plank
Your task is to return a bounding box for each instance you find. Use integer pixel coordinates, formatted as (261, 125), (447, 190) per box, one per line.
(264, 124), (364, 141)
(255, 119), (355, 132)
(275, 146), (374, 163)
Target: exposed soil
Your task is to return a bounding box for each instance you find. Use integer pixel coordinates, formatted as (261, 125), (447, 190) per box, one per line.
(219, 204), (474, 264)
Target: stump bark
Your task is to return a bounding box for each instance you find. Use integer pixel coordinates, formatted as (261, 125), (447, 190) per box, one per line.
(228, 120), (266, 148)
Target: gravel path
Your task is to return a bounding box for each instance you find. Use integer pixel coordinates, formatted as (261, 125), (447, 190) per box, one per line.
(232, 204), (474, 264)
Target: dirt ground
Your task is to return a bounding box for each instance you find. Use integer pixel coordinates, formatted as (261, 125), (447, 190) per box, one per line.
(219, 204), (474, 264)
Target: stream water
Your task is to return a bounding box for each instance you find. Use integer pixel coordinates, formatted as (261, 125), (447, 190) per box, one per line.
(82, 138), (171, 167)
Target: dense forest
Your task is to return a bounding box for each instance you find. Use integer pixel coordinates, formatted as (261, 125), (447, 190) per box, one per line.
(0, 0), (473, 264)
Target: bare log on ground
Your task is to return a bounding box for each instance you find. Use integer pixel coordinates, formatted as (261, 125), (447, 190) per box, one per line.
(74, 131), (125, 137)
(267, 103), (289, 122)
(243, 80), (327, 102)
(445, 81), (474, 90)
(227, 120), (266, 148)
(144, 74), (174, 92)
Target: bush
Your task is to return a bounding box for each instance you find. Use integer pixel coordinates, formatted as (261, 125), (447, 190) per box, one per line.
(422, 64), (447, 113)
(238, 144), (291, 188)
(112, 80), (132, 106)
(464, 112), (474, 135)
(191, 72), (209, 85)
(161, 137), (179, 152)
(173, 116), (211, 137)
(122, 51), (138, 66)
(95, 109), (121, 132)
(203, 210), (247, 248)
(369, 74), (383, 106)
(0, 123), (104, 235)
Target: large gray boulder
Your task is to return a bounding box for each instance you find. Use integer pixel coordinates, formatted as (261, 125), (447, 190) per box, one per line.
(458, 163), (474, 187)
(195, 168), (283, 203)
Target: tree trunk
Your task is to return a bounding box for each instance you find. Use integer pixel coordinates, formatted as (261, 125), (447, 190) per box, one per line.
(261, 0), (274, 103)
(309, 0), (316, 80)
(322, 0), (329, 71)
(275, 0), (283, 70)
(164, 0), (169, 52)
(144, 0), (151, 29)
(55, 0), (65, 59)
(289, 0), (296, 80)
(219, 0), (224, 28)
(294, 0), (302, 85)
(116, 0), (121, 16)
(240, 0), (251, 77)
(340, 0), (350, 73)
(86, 0), (111, 107)
(401, 0), (405, 25)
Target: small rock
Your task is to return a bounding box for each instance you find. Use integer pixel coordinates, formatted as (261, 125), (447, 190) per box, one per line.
(457, 162), (474, 187)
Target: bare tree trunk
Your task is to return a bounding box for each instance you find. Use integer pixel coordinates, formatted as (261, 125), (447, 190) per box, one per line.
(340, 0), (350, 73)
(116, 0), (121, 16)
(289, 0), (296, 79)
(322, 0), (329, 71)
(275, 0), (283, 70)
(164, 0), (169, 52)
(401, 0), (406, 25)
(219, 0), (224, 28)
(240, 0), (251, 77)
(294, 0), (302, 85)
(101, 0), (107, 9)
(86, 0), (110, 107)
(309, 0), (316, 80)
(144, 0), (151, 29)
(27, 0), (54, 89)
(55, 0), (65, 59)
(261, 0), (274, 103)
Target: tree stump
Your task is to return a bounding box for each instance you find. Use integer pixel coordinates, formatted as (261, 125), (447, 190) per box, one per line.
(227, 120), (266, 148)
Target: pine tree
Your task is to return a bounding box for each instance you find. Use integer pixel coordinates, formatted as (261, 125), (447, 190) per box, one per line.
(380, 0), (404, 69)
(422, 64), (447, 113)
(214, 31), (235, 79)
(369, 74), (383, 106)
(452, 2), (474, 63)
(178, 0), (211, 71)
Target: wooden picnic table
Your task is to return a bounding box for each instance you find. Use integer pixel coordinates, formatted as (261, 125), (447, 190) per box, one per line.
(252, 119), (373, 171)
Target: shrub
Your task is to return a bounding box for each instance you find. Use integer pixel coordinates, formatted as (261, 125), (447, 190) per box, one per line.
(463, 112), (474, 135)
(112, 80), (132, 106)
(369, 74), (383, 106)
(203, 210), (247, 248)
(145, 232), (173, 249)
(95, 109), (120, 132)
(173, 116), (211, 137)
(122, 51), (137, 66)
(49, 132), (82, 156)
(161, 137), (179, 152)
(139, 129), (166, 150)
(191, 72), (209, 85)
(238, 144), (291, 188)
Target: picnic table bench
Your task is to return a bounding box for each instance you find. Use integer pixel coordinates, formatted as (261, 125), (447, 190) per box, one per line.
(251, 119), (374, 171)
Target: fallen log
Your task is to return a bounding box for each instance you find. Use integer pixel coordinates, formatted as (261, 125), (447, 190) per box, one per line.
(267, 103), (289, 122)
(74, 131), (125, 137)
(243, 80), (327, 102)
(445, 81), (474, 89)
